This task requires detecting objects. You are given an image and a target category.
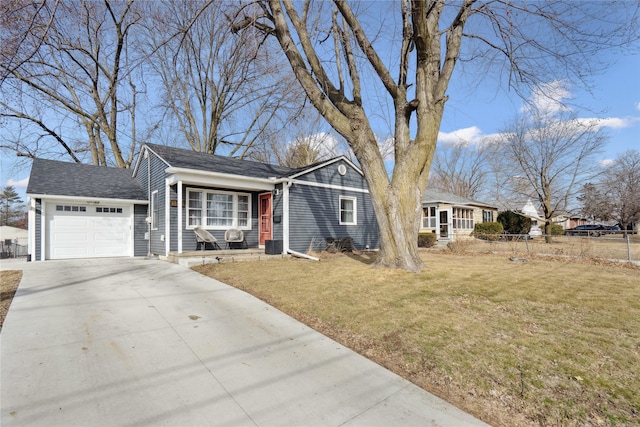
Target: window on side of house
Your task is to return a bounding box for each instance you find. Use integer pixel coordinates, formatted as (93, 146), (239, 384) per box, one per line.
(453, 207), (474, 229)
(187, 189), (251, 230)
(339, 196), (357, 225)
(482, 210), (494, 223)
(151, 191), (159, 230)
(422, 206), (437, 228)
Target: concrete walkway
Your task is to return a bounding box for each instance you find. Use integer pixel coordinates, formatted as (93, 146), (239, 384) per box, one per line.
(1, 258), (489, 426)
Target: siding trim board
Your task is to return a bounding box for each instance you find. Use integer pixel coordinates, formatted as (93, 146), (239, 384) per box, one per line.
(290, 179), (369, 194)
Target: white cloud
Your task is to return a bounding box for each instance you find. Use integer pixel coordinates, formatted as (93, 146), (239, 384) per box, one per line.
(437, 126), (483, 145)
(6, 177), (29, 189)
(437, 126), (504, 148)
(522, 80), (572, 118)
(599, 159), (615, 167)
(635, 102), (640, 111)
(572, 116), (640, 131)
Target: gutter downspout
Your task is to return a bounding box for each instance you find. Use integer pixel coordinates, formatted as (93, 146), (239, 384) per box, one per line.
(287, 249), (319, 261)
(146, 149), (151, 257)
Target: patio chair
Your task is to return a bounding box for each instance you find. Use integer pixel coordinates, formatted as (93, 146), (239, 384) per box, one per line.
(194, 226), (221, 251)
(224, 228), (247, 249)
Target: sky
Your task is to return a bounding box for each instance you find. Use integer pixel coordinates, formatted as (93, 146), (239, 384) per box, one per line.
(438, 53), (640, 163)
(2, 12), (639, 204)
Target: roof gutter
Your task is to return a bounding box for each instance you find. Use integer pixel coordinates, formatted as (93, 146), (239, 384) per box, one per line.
(26, 194), (148, 204)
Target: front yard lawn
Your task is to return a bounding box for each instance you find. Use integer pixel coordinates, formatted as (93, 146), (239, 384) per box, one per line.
(193, 252), (640, 427)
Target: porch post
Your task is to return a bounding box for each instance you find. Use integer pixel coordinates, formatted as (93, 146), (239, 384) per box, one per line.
(177, 180), (183, 254)
(282, 181), (291, 253)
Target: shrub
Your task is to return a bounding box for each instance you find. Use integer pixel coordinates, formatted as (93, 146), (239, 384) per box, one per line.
(550, 224), (564, 235)
(474, 222), (504, 240)
(418, 232), (437, 248)
(498, 211), (532, 235)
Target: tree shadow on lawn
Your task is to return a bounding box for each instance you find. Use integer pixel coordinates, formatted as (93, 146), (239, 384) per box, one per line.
(345, 251), (377, 265)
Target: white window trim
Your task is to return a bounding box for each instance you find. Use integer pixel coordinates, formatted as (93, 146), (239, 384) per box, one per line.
(339, 196), (357, 225)
(151, 190), (159, 230)
(422, 206), (437, 228)
(185, 188), (252, 230)
(452, 207), (474, 230)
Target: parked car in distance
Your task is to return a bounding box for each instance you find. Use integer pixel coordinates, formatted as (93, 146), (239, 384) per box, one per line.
(602, 224), (621, 234)
(565, 224), (605, 237)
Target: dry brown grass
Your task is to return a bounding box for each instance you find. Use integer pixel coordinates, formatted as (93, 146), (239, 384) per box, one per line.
(0, 270), (22, 331)
(193, 252), (640, 427)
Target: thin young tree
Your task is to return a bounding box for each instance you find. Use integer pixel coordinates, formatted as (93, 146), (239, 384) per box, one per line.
(0, 185), (25, 227)
(581, 150), (640, 236)
(429, 140), (493, 200)
(233, 0), (638, 271)
(498, 109), (608, 242)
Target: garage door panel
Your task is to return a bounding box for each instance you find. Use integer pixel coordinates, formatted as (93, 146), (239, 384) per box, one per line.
(46, 203), (132, 260)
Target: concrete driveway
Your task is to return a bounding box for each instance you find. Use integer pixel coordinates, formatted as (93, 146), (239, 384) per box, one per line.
(1, 258), (488, 426)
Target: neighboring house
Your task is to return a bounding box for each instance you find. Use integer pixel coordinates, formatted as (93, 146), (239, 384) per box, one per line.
(420, 190), (498, 241)
(26, 143), (379, 261)
(552, 214), (589, 230)
(520, 199), (543, 237)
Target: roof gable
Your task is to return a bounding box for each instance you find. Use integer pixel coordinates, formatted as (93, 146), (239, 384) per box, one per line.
(27, 158), (147, 201)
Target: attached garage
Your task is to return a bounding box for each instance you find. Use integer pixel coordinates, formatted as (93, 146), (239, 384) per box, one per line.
(27, 158), (149, 261)
(45, 202), (133, 260)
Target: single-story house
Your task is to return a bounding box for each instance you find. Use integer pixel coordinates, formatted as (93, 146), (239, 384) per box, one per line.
(552, 214), (589, 230)
(26, 143), (379, 261)
(420, 190), (498, 241)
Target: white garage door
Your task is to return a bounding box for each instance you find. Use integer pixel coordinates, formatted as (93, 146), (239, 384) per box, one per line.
(46, 203), (132, 259)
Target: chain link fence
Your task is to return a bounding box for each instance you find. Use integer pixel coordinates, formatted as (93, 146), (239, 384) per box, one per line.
(446, 234), (639, 264)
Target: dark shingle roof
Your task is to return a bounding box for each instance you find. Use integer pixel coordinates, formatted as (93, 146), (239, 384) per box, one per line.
(145, 143), (297, 179)
(27, 158), (147, 201)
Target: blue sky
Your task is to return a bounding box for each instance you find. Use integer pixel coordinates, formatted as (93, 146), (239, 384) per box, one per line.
(438, 53), (640, 163)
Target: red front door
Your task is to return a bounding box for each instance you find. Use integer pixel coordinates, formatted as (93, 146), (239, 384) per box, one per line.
(259, 193), (272, 246)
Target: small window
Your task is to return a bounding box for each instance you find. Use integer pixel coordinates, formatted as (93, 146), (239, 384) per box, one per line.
(339, 196), (357, 225)
(72, 206), (79, 212)
(482, 210), (494, 223)
(79, 206), (86, 212)
(96, 207), (103, 212)
(116, 208), (122, 213)
(422, 206), (437, 228)
(56, 205), (63, 211)
(64, 205), (71, 211)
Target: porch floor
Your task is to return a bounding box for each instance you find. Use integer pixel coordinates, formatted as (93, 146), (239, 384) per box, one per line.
(167, 248), (289, 268)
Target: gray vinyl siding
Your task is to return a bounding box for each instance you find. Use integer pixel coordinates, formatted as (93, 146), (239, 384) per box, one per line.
(294, 160), (367, 190)
(288, 185), (379, 253)
(144, 152), (169, 256)
(272, 184), (284, 241)
(133, 204), (148, 256)
(35, 198), (42, 261)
